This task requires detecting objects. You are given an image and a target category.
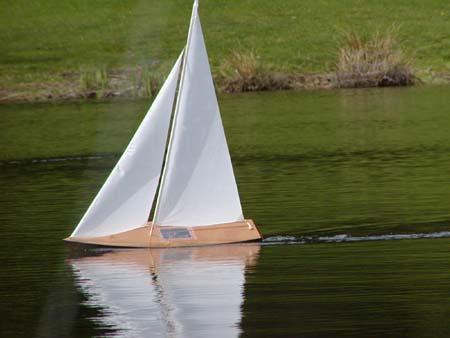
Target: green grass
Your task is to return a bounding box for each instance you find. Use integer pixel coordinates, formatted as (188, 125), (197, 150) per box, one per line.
(1, 0), (449, 95)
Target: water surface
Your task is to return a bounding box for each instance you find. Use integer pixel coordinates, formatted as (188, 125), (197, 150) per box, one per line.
(1, 86), (450, 336)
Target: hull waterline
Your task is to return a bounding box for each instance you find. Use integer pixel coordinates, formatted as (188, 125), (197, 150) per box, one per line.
(64, 219), (262, 248)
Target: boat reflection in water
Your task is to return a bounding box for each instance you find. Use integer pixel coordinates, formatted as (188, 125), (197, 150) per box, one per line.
(69, 244), (260, 337)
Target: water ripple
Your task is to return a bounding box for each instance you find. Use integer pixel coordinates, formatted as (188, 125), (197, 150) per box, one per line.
(263, 231), (450, 245)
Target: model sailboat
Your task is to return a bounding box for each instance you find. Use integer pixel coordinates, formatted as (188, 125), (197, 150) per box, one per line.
(65, 0), (262, 247)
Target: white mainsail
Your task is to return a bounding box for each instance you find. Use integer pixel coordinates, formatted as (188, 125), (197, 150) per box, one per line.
(72, 54), (183, 238)
(153, 1), (244, 227)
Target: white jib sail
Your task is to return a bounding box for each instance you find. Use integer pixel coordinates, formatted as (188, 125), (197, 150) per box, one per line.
(153, 2), (244, 227)
(71, 53), (183, 238)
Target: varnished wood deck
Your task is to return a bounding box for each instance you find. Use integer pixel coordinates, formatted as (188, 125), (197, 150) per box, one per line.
(64, 219), (262, 248)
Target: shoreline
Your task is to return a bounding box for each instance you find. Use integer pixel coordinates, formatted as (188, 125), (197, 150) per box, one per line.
(1, 70), (449, 104)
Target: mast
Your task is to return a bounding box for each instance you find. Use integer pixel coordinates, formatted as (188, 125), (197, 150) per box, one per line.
(151, 0), (199, 235)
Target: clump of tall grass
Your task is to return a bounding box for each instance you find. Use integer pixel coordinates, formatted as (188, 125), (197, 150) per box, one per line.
(132, 66), (161, 97)
(219, 50), (294, 93)
(336, 28), (414, 87)
(79, 67), (109, 91)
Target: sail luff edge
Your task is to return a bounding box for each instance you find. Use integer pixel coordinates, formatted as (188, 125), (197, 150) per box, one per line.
(152, 2), (198, 225)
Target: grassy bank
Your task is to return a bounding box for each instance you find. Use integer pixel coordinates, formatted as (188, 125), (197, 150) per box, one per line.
(1, 0), (450, 102)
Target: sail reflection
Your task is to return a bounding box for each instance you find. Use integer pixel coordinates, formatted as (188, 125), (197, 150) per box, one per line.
(69, 244), (260, 337)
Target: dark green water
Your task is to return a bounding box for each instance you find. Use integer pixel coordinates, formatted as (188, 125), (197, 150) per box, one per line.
(1, 86), (450, 336)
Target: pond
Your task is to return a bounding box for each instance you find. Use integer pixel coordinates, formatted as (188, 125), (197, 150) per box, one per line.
(1, 86), (449, 336)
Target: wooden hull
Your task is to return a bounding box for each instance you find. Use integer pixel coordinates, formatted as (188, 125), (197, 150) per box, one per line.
(64, 219), (262, 248)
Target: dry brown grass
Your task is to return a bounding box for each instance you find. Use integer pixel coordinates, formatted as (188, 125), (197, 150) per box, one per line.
(336, 28), (415, 87)
(219, 50), (295, 93)
(1, 31), (420, 103)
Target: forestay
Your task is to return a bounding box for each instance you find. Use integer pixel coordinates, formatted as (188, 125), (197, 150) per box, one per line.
(71, 54), (182, 238)
(153, 3), (244, 227)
